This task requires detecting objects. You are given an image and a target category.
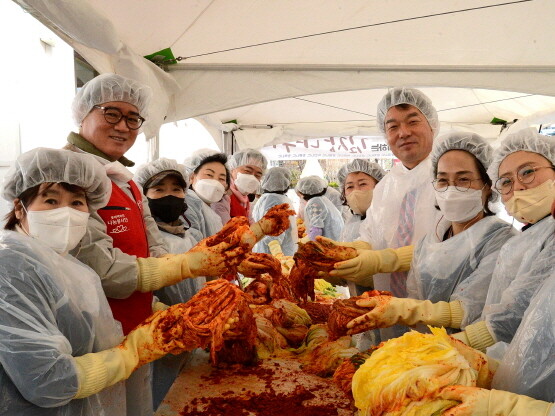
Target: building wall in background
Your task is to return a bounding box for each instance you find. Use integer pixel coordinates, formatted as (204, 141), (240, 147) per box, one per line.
(0, 1), (75, 219)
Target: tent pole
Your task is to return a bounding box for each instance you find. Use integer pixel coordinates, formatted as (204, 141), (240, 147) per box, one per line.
(222, 131), (234, 155)
(147, 134), (159, 162)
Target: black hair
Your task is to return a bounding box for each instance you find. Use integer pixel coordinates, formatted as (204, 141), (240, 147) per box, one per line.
(193, 153), (231, 188)
(263, 189), (288, 195)
(300, 187), (327, 201)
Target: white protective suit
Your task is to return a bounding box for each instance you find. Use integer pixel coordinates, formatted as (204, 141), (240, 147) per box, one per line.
(252, 193), (298, 256)
(360, 157), (439, 293)
(407, 216), (516, 327)
(0, 231), (125, 416)
(492, 266), (555, 403)
(304, 195), (344, 241)
(324, 187), (351, 222)
(184, 189), (224, 240)
(341, 213), (364, 242)
(481, 215), (555, 344)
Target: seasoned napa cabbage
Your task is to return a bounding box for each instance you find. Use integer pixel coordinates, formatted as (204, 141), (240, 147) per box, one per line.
(352, 327), (486, 416)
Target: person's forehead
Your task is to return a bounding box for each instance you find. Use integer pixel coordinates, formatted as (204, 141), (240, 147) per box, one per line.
(157, 175), (184, 186)
(201, 161), (227, 175)
(385, 104), (424, 121)
(99, 101), (139, 114)
(241, 164), (263, 172)
(39, 183), (86, 197)
(346, 171), (372, 182)
(499, 150), (549, 174)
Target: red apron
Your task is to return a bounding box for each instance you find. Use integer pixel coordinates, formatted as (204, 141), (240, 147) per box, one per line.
(98, 180), (152, 334)
(230, 193), (250, 218)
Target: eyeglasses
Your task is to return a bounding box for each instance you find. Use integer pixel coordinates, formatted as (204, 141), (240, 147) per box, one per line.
(495, 165), (555, 195)
(432, 177), (483, 192)
(94, 105), (145, 130)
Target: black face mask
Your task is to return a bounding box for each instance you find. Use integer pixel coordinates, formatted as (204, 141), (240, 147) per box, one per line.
(147, 195), (187, 223)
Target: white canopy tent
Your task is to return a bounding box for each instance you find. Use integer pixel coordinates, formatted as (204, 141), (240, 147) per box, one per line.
(15, 0), (555, 152)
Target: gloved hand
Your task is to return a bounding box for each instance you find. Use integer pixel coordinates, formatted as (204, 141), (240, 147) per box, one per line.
(451, 320), (496, 353)
(268, 240), (295, 275)
(328, 245), (414, 285)
(308, 226), (323, 241)
(448, 337), (497, 388)
(152, 301), (170, 312)
(346, 295), (464, 334)
(437, 386), (553, 416)
(250, 203), (296, 241)
(74, 305), (236, 399)
(238, 253), (281, 278)
(136, 239), (247, 292)
(316, 236), (373, 251)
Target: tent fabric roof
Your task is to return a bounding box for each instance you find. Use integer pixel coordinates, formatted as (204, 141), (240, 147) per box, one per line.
(15, 0), (555, 148)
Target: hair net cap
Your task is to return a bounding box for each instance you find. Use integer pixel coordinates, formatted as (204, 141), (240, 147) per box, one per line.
(337, 159), (386, 188)
(183, 148), (224, 174)
(431, 132), (493, 176)
(261, 167), (291, 192)
(72, 73), (152, 126)
(377, 87), (439, 137)
(2, 148), (111, 211)
(296, 175), (327, 195)
(488, 128), (555, 186)
(228, 149), (268, 173)
(134, 158), (188, 191)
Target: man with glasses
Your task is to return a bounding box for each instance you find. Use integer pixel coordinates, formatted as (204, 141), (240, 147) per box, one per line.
(63, 73), (244, 415)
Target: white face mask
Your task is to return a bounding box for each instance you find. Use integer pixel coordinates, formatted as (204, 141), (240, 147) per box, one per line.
(193, 179), (226, 204)
(435, 186), (484, 223)
(235, 172), (260, 195)
(346, 190), (373, 216)
(104, 161), (134, 183)
(505, 179), (555, 224)
(25, 206), (90, 254)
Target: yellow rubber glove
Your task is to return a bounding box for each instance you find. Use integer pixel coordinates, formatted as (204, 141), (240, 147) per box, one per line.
(329, 246), (414, 286)
(74, 304), (236, 399)
(73, 305), (187, 399)
(152, 301), (169, 312)
(451, 321), (496, 353)
(346, 296), (464, 334)
(316, 236), (373, 251)
(437, 386), (553, 416)
(136, 240), (246, 292)
(250, 203), (296, 241)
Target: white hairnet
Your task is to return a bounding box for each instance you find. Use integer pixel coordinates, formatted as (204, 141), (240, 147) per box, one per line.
(2, 148), (111, 211)
(431, 132), (493, 176)
(72, 73), (152, 125)
(487, 128), (555, 186)
(296, 175), (327, 195)
(377, 87), (439, 137)
(261, 167), (291, 192)
(228, 149), (268, 173)
(134, 158), (188, 191)
(183, 148), (222, 173)
(337, 159), (386, 188)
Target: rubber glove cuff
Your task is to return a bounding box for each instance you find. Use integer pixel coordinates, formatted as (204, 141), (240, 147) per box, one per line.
(74, 348), (128, 399)
(136, 254), (193, 292)
(464, 320), (496, 352)
(379, 245), (413, 273)
(488, 389), (553, 415)
(448, 300), (464, 329)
